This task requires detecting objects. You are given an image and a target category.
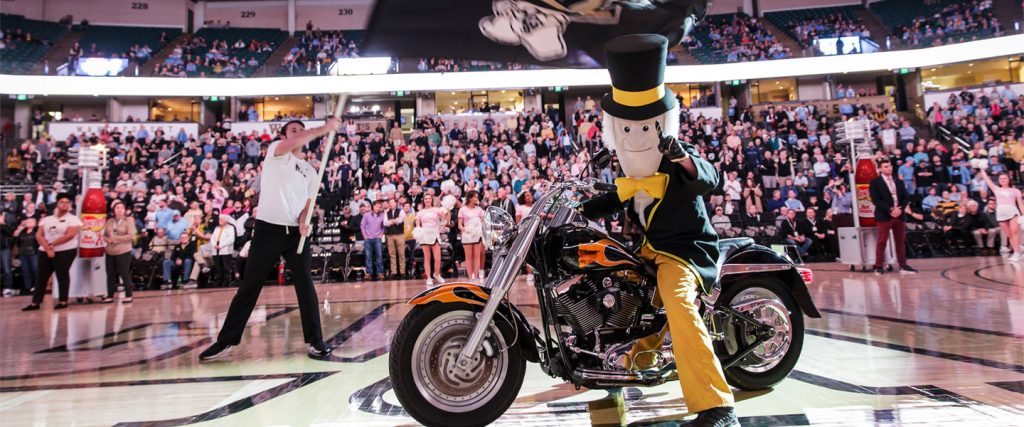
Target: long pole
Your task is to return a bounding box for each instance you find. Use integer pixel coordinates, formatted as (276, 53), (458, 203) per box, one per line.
(297, 93), (348, 253)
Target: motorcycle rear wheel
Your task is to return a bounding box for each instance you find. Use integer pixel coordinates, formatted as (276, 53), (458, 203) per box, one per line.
(389, 302), (526, 427)
(714, 276), (805, 390)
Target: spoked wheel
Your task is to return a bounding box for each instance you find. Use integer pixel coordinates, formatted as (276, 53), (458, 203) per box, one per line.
(389, 302), (525, 427)
(714, 277), (804, 390)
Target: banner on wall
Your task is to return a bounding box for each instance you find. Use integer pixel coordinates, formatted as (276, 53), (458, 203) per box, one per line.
(229, 119), (389, 137)
(363, 0), (710, 67)
(47, 122), (200, 141)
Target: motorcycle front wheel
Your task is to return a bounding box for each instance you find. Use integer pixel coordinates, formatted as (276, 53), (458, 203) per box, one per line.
(713, 276), (805, 390)
(389, 302), (526, 427)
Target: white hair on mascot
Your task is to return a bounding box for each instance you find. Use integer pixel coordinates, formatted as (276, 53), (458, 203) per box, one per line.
(601, 103), (681, 178)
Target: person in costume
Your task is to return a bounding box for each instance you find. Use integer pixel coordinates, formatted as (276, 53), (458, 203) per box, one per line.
(581, 34), (738, 427)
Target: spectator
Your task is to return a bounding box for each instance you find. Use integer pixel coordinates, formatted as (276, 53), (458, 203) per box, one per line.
(206, 213), (235, 287)
(23, 193), (80, 311)
(0, 210), (14, 295)
(102, 201), (137, 303)
(360, 200), (385, 280)
(784, 190), (805, 212)
(779, 209), (812, 258)
(167, 233), (196, 288)
(710, 206), (732, 235)
(965, 199), (1000, 254)
(383, 198), (407, 279)
(166, 211), (190, 241)
(11, 218), (39, 296)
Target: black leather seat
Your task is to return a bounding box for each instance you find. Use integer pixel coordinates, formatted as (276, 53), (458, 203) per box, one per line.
(716, 237), (754, 268)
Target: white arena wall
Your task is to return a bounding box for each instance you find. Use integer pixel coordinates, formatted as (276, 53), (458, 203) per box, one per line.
(2, 0), (379, 32)
(2, 35), (1019, 97)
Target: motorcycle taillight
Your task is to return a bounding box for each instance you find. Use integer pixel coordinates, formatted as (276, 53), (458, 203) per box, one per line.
(797, 267), (813, 285)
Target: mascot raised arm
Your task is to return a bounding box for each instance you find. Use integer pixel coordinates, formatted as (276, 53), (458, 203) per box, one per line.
(581, 34), (739, 427)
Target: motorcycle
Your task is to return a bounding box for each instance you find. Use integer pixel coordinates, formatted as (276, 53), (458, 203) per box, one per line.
(389, 151), (821, 427)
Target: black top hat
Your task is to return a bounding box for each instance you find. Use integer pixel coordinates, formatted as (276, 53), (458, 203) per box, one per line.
(601, 34), (677, 121)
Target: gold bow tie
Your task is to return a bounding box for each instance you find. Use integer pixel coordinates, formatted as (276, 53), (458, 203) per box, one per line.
(615, 174), (667, 202)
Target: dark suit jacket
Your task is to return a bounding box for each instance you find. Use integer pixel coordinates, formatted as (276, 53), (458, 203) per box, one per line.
(869, 175), (908, 221)
(583, 153), (720, 293)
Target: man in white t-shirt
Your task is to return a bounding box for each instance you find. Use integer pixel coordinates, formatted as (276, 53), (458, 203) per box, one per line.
(200, 118), (342, 361)
(23, 193), (81, 311)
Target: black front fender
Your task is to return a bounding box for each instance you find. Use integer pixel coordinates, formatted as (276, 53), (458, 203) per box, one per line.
(409, 282), (542, 362)
(720, 246), (821, 318)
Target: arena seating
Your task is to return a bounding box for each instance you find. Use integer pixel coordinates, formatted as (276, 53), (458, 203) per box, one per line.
(78, 25), (181, 60)
(187, 27), (287, 77)
(277, 30), (363, 76)
(0, 14), (67, 74)
(764, 5), (871, 48)
(871, 0), (1001, 47)
(685, 13), (790, 64)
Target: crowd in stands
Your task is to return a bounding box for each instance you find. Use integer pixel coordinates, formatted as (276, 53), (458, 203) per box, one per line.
(788, 14), (871, 48)
(894, 0), (1003, 47)
(162, 33), (276, 77)
(279, 27), (362, 76)
(415, 57), (535, 73)
(0, 28), (43, 52)
(684, 14), (791, 64)
(3, 82), (1023, 299)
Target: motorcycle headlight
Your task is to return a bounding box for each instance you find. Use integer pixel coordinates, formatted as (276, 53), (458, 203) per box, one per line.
(483, 206), (516, 251)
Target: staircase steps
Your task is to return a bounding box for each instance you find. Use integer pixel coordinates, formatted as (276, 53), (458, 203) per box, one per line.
(34, 30), (82, 75)
(145, 32), (191, 76)
(254, 36), (299, 77)
(758, 18), (807, 57)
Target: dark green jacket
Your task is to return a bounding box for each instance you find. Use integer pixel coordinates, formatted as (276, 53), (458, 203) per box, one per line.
(582, 151), (720, 293)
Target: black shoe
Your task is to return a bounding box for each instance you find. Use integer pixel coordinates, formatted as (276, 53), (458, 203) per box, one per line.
(874, 267), (884, 275)
(899, 265), (918, 274)
(199, 342), (233, 361)
(22, 303), (40, 311)
(308, 340), (333, 359)
(54, 302), (69, 310)
(681, 406), (739, 427)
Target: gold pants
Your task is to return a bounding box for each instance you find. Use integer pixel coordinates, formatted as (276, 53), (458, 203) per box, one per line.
(625, 245), (734, 413)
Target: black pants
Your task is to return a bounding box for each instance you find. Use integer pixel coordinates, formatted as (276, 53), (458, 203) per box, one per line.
(105, 252), (133, 297)
(213, 255), (233, 287)
(32, 249), (77, 304)
(217, 220), (322, 346)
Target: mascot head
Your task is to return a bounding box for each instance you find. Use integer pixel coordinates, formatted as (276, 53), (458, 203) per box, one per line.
(600, 34), (680, 178)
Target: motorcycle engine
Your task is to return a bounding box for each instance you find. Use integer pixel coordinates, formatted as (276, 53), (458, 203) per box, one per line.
(554, 273), (652, 334)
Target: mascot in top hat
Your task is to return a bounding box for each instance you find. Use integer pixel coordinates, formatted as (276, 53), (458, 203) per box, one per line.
(581, 34), (739, 427)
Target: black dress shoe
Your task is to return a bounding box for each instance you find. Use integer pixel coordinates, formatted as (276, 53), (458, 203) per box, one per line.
(899, 265), (918, 274)
(308, 340), (333, 359)
(681, 406), (739, 427)
(22, 303), (41, 311)
(199, 341), (233, 361)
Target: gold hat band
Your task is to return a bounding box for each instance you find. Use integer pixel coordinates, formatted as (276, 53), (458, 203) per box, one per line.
(612, 85), (665, 107)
